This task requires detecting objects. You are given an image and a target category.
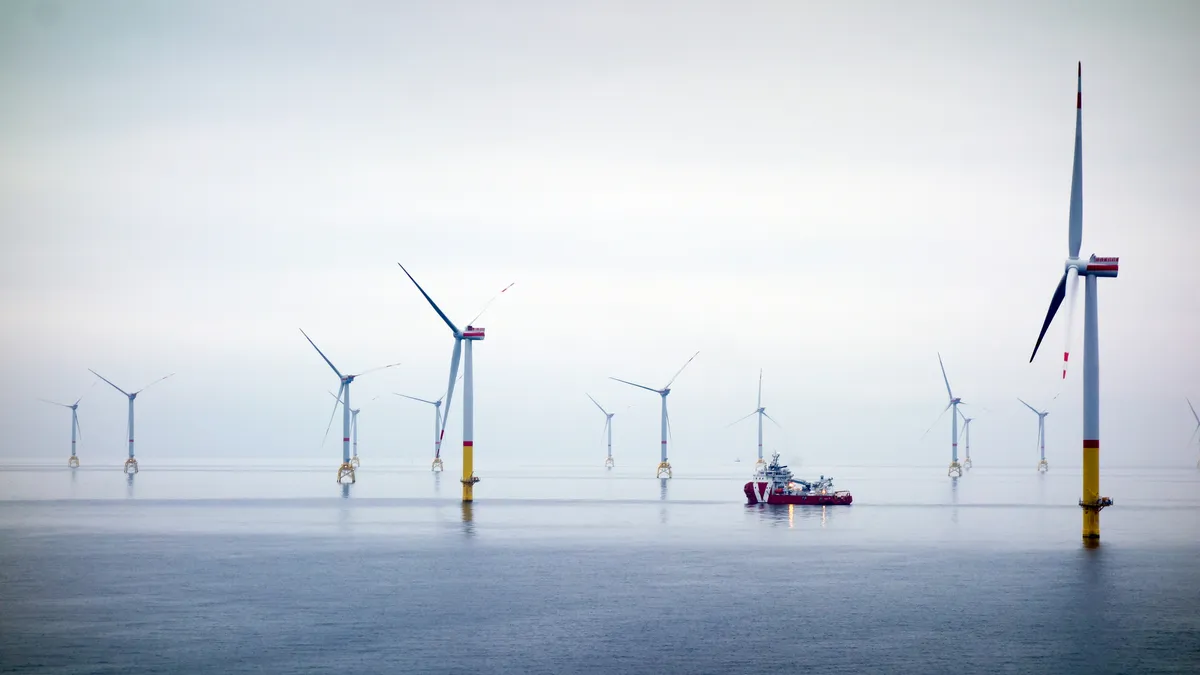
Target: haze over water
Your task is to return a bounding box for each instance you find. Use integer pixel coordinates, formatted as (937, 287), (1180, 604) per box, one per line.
(2, 464), (1198, 673)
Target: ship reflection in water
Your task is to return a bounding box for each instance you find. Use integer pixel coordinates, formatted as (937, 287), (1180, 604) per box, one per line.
(749, 501), (837, 529)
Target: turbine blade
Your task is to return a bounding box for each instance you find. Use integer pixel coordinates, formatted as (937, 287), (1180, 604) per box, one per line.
(397, 263), (460, 335)
(609, 377), (660, 394)
(38, 398), (70, 408)
(920, 406), (950, 440)
(321, 383), (345, 448)
(329, 390), (345, 405)
(395, 393), (437, 405)
(134, 373), (174, 395)
(436, 374), (463, 404)
(299, 329), (344, 379)
(757, 369), (763, 410)
(726, 410), (758, 428)
(1069, 61), (1083, 259)
(586, 393), (609, 416)
(439, 339), (464, 443)
(762, 412), (784, 430)
(1061, 267), (1079, 379)
(353, 362), (402, 378)
(936, 353), (953, 401)
(665, 404), (673, 445)
(664, 351), (700, 388)
(1189, 424), (1200, 448)
(89, 370), (130, 396)
(1188, 398), (1199, 425)
(75, 414), (83, 442)
(468, 282), (516, 325)
(1018, 398), (1041, 415)
(1030, 272), (1069, 363)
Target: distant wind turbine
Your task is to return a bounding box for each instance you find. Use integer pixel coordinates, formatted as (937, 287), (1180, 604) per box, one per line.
(727, 369), (782, 475)
(395, 374), (462, 472)
(587, 394), (616, 468)
(1187, 398), (1199, 468)
(923, 353), (965, 477)
(39, 392), (88, 468)
(1019, 398), (1051, 473)
(611, 351), (699, 478)
(89, 369), (173, 474)
(958, 408), (973, 470)
(301, 329), (398, 484)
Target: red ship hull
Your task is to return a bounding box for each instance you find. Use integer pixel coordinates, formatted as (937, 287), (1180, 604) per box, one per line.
(744, 481), (853, 506)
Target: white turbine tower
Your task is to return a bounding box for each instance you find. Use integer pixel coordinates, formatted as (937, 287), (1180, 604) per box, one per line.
(958, 409), (974, 470)
(399, 263), (512, 502)
(728, 370), (782, 475)
(89, 370), (173, 474)
(39, 395), (86, 468)
(396, 375), (461, 472)
(1019, 398), (1051, 473)
(928, 353), (964, 478)
(330, 392), (379, 469)
(611, 351), (700, 478)
(301, 329), (398, 484)
(1028, 64), (1118, 541)
(1186, 398), (1199, 468)
(587, 394), (616, 469)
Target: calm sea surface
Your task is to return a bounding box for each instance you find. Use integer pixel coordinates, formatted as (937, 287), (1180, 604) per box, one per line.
(2, 462), (1198, 674)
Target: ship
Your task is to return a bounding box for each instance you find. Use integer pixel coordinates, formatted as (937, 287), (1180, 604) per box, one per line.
(744, 452), (852, 505)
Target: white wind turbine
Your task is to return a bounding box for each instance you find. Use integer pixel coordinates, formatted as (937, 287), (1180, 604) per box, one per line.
(395, 374), (462, 472)
(1019, 398), (1051, 473)
(330, 392), (379, 469)
(39, 390), (89, 468)
(587, 394), (616, 469)
(399, 263), (512, 502)
(611, 351), (700, 478)
(727, 369), (782, 475)
(1186, 398), (1199, 468)
(958, 408), (974, 470)
(89, 369), (174, 474)
(922, 353), (965, 477)
(301, 329), (399, 484)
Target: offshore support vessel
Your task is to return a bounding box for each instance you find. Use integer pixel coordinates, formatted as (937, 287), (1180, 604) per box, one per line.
(744, 453), (852, 506)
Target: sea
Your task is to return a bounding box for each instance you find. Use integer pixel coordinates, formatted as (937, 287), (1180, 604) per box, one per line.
(1, 461), (1198, 674)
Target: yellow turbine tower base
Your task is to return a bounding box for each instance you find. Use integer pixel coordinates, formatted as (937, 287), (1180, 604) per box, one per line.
(1037, 459), (1049, 473)
(431, 457), (444, 472)
(963, 457), (972, 470)
(351, 456), (360, 469)
(123, 458), (138, 475)
(336, 462), (355, 484)
(68, 456), (79, 468)
(604, 456), (614, 469)
(656, 461), (672, 479)
(947, 461), (962, 478)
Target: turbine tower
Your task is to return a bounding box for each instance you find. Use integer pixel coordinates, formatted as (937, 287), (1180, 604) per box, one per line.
(936, 353), (965, 478)
(399, 264), (511, 502)
(1029, 63), (1117, 541)
(728, 370), (782, 475)
(89, 370), (173, 474)
(587, 394), (616, 468)
(301, 329), (398, 484)
(1019, 398), (1051, 473)
(397, 392), (446, 471)
(1187, 398), (1199, 468)
(611, 351), (699, 478)
(330, 392), (377, 469)
(40, 396), (84, 468)
(958, 409), (973, 470)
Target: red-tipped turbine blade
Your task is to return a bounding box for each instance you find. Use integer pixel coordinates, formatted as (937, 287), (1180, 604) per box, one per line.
(1031, 272), (1068, 363)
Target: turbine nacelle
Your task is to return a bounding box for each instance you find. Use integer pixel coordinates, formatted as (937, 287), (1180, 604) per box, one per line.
(463, 325), (486, 340)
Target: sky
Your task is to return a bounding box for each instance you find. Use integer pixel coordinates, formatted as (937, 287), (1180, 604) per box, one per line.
(1, 0), (1198, 473)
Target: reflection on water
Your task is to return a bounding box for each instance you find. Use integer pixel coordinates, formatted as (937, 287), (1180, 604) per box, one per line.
(949, 476), (959, 525)
(659, 478), (669, 524)
(340, 483), (350, 499)
(433, 472), (441, 496)
(461, 502), (475, 538)
(749, 502), (841, 529)
(125, 474), (134, 499)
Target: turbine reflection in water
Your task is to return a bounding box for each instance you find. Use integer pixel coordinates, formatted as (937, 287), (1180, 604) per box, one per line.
(461, 502), (475, 538)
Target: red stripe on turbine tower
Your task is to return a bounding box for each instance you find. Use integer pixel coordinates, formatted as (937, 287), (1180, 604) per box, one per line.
(463, 441), (473, 447)
(1083, 440), (1099, 448)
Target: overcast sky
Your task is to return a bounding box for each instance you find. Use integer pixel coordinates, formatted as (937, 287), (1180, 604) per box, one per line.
(2, 0), (1197, 473)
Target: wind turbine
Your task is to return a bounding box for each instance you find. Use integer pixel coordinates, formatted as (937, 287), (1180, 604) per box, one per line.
(88, 369), (174, 474)
(1187, 398), (1199, 468)
(395, 375), (462, 472)
(587, 394), (616, 468)
(1028, 63), (1117, 541)
(399, 263), (511, 502)
(301, 329), (398, 484)
(958, 408), (973, 470)
(929, 353), (965, 477)
(39, 395), (85, 468)
(611, 351), (700, 478)
(1019, 398), (1051, 473)
(728, 369), (782, 475)
(330, 392), (379, 469)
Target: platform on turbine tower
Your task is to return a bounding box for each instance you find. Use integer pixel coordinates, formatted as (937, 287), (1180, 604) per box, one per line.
(460, 475), (480, 486)
(336, 462), (355, 484)
(431, 457), (444, 472)
(963, 457), (973, 470)
(656, 461), (672, 479)
(123, 458), (138, 475)
(947, 461), (962, 478)
(68, 456), (79, 468)
(351, 456), (360, 469)
(1038, 459), (1049, 473)
(1080, 497), (1112, 511)
(604, 456), (614, 469)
